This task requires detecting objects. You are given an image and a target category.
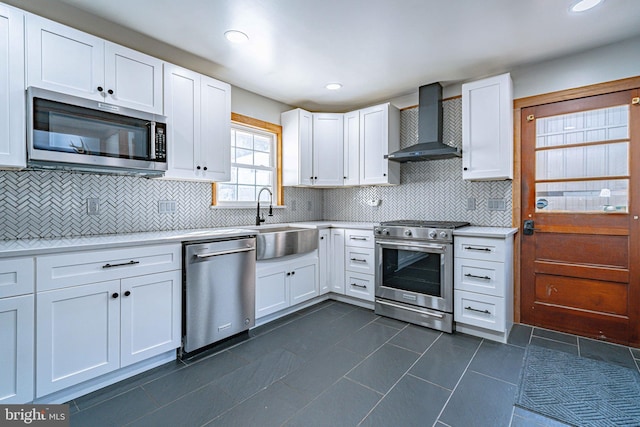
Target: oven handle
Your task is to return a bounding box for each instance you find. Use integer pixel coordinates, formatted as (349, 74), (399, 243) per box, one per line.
(375, 240), (447, 253)
(376, 299), (444, 319)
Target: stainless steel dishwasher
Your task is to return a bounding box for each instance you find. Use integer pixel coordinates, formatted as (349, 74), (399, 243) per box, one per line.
(183, 236), (256, 354)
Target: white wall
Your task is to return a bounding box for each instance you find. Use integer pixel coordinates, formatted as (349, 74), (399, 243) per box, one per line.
(390, 35), (640, 109)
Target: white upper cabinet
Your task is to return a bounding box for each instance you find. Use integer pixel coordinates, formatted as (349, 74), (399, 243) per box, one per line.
(283, 103), (399, 187)
(283, 110), (344, 186)
(359, 103), (400, 186)
(312, 113), (344, 186)
(343, 110), (360, 186)
(0, 4), (26, 169)
(282, 108), (313, 186)
(163, 64), (231, 182)
(26, 14), (163, 114)
(462, 73), (513, 181)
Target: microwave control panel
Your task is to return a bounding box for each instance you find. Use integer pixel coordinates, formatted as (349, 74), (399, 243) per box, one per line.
(155, 125), (167, 162)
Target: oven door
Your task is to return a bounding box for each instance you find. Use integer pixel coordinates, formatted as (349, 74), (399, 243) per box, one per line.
(375, 239), (453, 313)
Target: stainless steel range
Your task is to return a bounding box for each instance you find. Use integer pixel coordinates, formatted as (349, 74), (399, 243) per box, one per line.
(374, 220), (469, 333)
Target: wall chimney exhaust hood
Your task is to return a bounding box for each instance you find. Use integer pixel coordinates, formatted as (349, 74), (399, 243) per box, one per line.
(385, 83), (461, 162)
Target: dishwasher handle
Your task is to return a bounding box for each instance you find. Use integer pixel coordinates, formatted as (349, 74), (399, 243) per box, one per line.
(194, 246), (255, 259)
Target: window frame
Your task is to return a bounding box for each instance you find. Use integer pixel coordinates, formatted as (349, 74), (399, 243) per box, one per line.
(212, 113), (283, 207)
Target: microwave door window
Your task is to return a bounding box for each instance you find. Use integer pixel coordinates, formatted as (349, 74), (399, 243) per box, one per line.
(32, 98), (150, 160)
(382, 248), (442, 297)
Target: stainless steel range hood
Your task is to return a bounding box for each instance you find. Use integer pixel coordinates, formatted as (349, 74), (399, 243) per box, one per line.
(385, 83), (461, 162)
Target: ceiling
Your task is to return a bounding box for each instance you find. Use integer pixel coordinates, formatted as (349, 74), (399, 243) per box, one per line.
(46, 0), (640, 111)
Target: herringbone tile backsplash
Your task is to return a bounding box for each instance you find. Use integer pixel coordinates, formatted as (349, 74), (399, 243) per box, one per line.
(322, 99), (513, 226)
(0, 98), (511, 240)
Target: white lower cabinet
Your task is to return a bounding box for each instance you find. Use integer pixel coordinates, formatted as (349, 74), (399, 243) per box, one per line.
(318, 229), (330, 295)
(0, 294), (34, 403)
(330, 229), (345, 294)
(35, 244), (181, 398)
(344, 228), (375, 302)
(454, 234), (514, 343)
(256, 253), (319, 319)
(344, 271), (375, 301)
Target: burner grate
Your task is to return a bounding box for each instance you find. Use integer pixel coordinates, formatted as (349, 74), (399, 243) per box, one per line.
(380, 220), (470, 229)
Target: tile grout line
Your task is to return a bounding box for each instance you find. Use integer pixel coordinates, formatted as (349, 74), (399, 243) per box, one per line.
(431, 338), (484, 427)
(276, 312), (396, 426)
(355, 331), (445, 426)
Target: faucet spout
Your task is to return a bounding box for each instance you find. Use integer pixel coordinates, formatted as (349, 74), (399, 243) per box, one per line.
(256, 187), (273, 226)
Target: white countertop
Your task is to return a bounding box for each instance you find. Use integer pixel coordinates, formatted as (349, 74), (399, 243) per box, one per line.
(0, 221), (378, 258)
(453, 226), (518, 238)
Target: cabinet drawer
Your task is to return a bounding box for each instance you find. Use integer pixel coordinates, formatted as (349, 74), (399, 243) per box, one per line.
(0, 258), (34, 298)
(454, 290), (505, 332)
(345, 229), (374, 248)
(455, 236), (505, 262)
(345, 247), (375, 275)
(455, 258), (505, 297)
(344, 271), (374, 302)
(37, 244), (181, 292)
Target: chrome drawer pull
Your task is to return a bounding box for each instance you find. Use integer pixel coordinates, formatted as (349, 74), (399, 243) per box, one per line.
(351, 282), (367, 289)
(464, 246), (491, 252)
(102, 260), (140, 269)
(464, 273), (491, 280)
(350, 258), (367, 263)
(464, 306), (491, 314)
(350, 237), (368, 241)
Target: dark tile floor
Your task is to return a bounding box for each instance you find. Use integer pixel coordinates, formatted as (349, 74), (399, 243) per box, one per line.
(68, 300), (640, 427)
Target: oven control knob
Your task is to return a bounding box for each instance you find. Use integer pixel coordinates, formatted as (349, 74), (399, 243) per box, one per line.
(375, 228), (381, 235)
(404, 229), (412, 237)
(428, 230), (437, 239)
(440, 231), (448, 239)
(382, 228), (390, 235)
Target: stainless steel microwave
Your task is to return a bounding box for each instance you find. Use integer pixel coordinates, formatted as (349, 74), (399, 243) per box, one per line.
(27, 87), (167, 177)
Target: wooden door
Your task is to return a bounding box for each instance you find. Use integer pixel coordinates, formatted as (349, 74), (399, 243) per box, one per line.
(520, 89), (640, 346)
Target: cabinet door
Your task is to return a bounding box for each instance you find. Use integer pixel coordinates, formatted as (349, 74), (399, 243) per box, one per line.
(318, 230), (330, 295)
(120, 270), (181, 367)
(36, 280), (120, 397)
(359, 104), (392, 185)
(343, 111), (360, 186)
(312, 113), (344, 186)
(163, 64), (200, 180)
(330, 229), (345, 294)
(0, 295), (34, 404)
(0, 4), (25, 169)
(104, 42), (163, 114)
(26, 14), (104, 100)
(462, 73), (513, 180)
(298, 110), (314, 186)
(200, 75), (231, 181)
(289, 259), (318, 306)
(256, 264), (289, 318)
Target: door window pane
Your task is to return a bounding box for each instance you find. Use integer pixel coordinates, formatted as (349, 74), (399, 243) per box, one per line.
(536, 142), (628, 180)
(536, 105), (629, 148)
(535, 179), (628, 213)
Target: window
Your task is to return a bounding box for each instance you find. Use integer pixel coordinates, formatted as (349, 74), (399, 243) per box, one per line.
(534, 105), (629, 213)
(213, 113), (283, 206)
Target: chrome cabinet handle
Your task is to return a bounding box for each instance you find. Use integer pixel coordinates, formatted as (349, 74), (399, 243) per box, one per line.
(464, 306), (491, 314)
(103, 260), (140, 269)
(351, 283), (367, 289)
(350, 258), (367, 263)
(350, 237), (368, 241)
(464, 273), (491, 280)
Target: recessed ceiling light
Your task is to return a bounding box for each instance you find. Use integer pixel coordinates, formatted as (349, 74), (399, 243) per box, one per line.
(570, 0), (603, 13)
(224, 30), (249, 43)
(325, 83), (342, 90)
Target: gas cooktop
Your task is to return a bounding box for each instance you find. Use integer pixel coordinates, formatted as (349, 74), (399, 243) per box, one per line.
(379, 220), (470, 229)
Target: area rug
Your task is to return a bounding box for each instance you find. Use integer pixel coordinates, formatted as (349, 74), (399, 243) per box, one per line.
(515, 345), (640, 427)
